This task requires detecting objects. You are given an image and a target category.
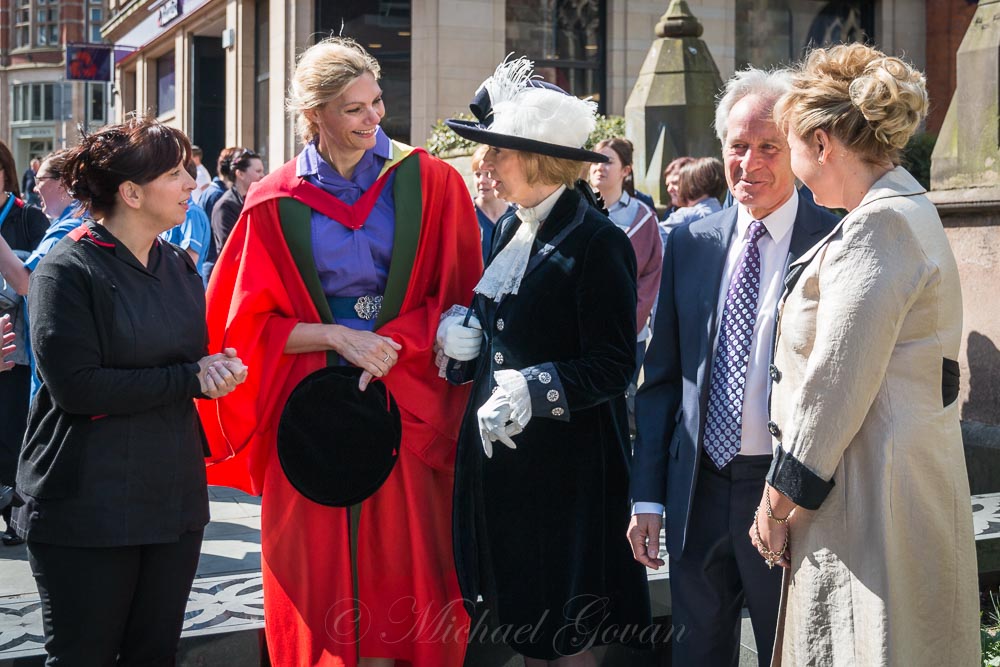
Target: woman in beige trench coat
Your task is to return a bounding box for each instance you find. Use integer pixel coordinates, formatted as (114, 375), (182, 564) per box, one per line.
(750, 44), (981, 666)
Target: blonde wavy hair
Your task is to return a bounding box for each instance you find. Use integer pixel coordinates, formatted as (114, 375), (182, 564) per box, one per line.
(775, 43), (927, 165)
(287, 36), (381, 145)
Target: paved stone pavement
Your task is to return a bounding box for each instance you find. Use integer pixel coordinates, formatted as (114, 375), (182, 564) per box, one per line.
(5, 488), (997, 664)
(0, 486), (264, 661)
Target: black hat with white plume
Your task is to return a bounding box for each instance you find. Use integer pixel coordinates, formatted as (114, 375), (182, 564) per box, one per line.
(446, 56), (609, 164)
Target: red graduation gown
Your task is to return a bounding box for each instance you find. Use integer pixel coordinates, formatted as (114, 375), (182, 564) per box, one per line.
(197, 146), (481, 666)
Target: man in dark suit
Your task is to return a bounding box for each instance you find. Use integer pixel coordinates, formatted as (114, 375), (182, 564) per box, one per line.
(627, 68), (838, 666)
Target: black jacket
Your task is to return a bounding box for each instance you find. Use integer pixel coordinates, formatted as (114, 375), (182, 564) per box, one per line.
(0, 194), (47, 257)
(15, 222), (210, 546)
(211, 187), (244, 255)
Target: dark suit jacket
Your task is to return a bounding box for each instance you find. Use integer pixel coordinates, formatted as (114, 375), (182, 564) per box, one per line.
(631, 189), (838, 558)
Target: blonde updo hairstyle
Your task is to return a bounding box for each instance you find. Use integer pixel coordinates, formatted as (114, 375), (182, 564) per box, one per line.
(288, 36), (381, 145)
(776, 43), (927, 165)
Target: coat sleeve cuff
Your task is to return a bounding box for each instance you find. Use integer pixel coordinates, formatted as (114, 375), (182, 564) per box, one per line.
(766, 447), (835, 510)
(521, 363), (569, 422)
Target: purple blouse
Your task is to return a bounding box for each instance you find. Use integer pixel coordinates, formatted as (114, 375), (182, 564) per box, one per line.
(297, 129), (396, 332)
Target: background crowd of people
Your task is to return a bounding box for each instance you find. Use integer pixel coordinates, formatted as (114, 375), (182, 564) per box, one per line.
(0, 35), (981, 667)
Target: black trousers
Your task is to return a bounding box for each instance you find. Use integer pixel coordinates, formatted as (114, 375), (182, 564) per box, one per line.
(669, 454), (782, 667)
(27, 529), (204, 667)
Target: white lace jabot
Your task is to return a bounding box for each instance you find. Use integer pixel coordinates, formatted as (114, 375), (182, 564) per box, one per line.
(474, 185), (566, 301)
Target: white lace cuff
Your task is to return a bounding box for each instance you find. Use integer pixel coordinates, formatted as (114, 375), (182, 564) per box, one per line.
(494, 369), (531, 428)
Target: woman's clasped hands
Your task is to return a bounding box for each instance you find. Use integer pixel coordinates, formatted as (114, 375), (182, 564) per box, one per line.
(197, 347), (249, 399)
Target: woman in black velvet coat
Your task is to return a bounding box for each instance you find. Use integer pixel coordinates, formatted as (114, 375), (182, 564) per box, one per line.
(442, 58), (652, 665)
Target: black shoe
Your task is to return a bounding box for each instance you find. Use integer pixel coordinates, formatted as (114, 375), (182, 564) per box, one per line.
(2, 532), (24, 546)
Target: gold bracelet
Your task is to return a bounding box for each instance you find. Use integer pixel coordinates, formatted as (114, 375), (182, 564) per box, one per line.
(753, 508), (789, 569)
(765, 488), (793, 524)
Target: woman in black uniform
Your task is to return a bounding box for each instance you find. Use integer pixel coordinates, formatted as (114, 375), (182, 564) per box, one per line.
(14, 117), (248, 665)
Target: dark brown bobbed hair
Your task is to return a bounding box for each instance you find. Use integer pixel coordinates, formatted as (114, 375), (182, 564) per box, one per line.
(594, 137), (636, 195)
(61, 116), (192, 220)
(676, 157), (726, 204)
(0, 140), (21, 197)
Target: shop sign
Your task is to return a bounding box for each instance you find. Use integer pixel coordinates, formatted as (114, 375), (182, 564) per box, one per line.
(158, 0), (183, 27)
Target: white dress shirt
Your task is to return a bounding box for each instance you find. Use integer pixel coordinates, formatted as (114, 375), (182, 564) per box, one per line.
(634, 189), (798, 516)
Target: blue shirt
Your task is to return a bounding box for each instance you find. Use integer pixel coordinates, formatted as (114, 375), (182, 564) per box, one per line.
(160, 197), (212, 276)
(197, 177), (228, 221)
(24, 202), (84, 272)
(658, 197), (723, 248)
(475, 202), (515, 266)
(296, 129), (395, 332)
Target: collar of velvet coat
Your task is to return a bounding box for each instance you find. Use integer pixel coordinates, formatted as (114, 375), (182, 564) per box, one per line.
(786, 166), (925, 274)
(488, 186), (582, 266)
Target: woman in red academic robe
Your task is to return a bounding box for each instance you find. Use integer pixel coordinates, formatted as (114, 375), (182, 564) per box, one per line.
(198, 37), (482, 667)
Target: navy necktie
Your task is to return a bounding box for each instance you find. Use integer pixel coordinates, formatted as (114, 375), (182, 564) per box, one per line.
(704, 220), (768, 469)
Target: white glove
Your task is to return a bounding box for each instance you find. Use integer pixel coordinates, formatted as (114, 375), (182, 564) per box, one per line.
(477, 389), (522, 458)
(441, 315), (482, 361)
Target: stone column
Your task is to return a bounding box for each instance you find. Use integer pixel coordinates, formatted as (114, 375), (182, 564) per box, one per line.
(928, 0), (1000, 492)
(624, 0), (723, 210)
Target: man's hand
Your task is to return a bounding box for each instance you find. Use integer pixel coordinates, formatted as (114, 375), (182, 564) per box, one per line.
(627, 513), (665, 570)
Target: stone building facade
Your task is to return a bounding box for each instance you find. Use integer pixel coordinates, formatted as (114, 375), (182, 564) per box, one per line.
(0, 0), (112, 172)
(96, 0), (943, 173)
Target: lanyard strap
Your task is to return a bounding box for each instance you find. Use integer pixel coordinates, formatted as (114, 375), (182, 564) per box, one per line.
(0, 193), (17, 228)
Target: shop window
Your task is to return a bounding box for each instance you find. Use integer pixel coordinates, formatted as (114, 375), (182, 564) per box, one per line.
(735, 0), (875, 70)
(506, 0), (606, 111)
(157, 51), (176, 116)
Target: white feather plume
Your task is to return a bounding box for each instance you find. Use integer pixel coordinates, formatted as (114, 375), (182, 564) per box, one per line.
(476, 54), (600, 152)
(483, 56), (537, 112)
(491, 88), (598, 150)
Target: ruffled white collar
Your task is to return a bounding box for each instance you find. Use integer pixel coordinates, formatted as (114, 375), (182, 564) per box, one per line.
(474, 185), (566, 301)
